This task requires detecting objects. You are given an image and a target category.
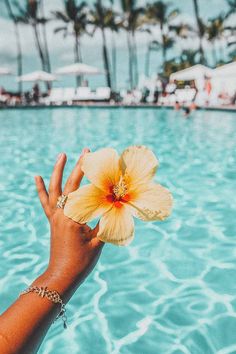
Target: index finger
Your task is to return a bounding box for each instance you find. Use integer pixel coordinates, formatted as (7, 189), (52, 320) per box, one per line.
(63, 148), (90, 195)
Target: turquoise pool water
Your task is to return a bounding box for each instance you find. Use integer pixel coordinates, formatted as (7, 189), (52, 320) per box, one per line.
(0, 107), (236, 354)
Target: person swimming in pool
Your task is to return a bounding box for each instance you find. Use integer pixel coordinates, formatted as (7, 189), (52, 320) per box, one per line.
(183, 107), (191, 117)
(0, 149), (104, 354)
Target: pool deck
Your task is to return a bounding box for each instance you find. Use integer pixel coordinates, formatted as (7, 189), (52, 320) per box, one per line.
(0, 103), (236, 112)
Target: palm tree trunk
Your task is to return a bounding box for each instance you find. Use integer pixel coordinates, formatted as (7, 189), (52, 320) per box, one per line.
(40, 0), (51, 73)
(212, 42), (218, 66)
(14, 22), (23, 94)
(160, 24), (166, 73)
(111, 31), (117, 91)
(219, 40), (226, 63)
(32, 23), (50, 91)
(101, 28), (112, 89)
(192, 0), (205, 64)
(145, 44), (150, 77)
(4, 0), (23, 94)
(74, 33), (82, 87)
(132, 32), (138, 88)
(32, 23), (46, 70)
(127, 31), (133, 90)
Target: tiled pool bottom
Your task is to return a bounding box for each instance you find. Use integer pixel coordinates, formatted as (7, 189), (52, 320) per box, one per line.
(0, 107), (236, 354)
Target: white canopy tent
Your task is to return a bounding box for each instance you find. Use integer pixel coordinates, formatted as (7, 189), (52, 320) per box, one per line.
(55, 63), (101, 76)
(17, 71), (56, 82)
(211, 62), (236, 94)
(170, 64), (213, 90)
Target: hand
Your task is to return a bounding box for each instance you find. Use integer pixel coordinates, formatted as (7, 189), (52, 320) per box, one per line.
(34, 149), (104, 292)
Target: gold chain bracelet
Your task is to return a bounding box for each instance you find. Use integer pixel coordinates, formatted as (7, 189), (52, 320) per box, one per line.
(20, 286), (67, 329)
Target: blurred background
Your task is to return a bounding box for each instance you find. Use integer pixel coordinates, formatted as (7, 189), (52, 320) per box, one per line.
(0, 0), (235, 91)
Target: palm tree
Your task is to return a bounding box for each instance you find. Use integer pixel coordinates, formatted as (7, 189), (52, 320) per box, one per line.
(4, 0), (23, 94)
(14, 0), (50, 74)
(180, 49), (199, 66)
(40, 0), (51, 73)
(164, 49), (199, 77)
(54, 0), (88, 87)
(89, 0), (113, 89)
(206, 15), (225, 65)
(146, 1), (179, 73)
(145, 38), (152, 77)
(107, 2), (122, 91)
(224, 0), (236, 62)
(226, 0), (236, 17)
(145, 36), (175, 76)
(120, 0), (144, 89)
(192, 0), (205, 64)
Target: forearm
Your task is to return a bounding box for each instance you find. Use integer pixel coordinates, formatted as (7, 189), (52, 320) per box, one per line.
(0, 269), (79, 354)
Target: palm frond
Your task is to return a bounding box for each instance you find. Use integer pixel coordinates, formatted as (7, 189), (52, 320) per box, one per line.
(54, 25), (68, 34)
(52, 11), (70, 23)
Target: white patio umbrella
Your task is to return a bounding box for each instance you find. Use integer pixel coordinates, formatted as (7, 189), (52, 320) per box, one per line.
(0, 67), (12, 75)
(55, 63), (101, 76)
(17, 70), (56, 82)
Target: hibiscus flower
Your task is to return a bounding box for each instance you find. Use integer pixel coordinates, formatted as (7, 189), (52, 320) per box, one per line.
(64, 146), (173, 246)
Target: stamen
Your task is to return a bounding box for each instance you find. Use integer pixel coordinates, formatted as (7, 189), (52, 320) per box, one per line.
(113, 178), (128, 198)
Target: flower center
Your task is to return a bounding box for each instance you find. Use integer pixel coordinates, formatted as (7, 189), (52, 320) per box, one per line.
(106, 178), (130, 208)
(113, 178), (128, 198)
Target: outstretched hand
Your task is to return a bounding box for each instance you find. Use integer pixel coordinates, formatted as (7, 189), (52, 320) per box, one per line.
(34, 149), (104, 288)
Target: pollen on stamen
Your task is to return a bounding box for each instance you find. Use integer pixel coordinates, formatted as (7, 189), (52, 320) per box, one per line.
(113, 178), (128, 198)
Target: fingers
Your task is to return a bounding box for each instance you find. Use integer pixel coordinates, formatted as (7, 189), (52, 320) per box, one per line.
(63, 148), (90, 195)
(91, 222), (99, 237)
(35, 176), (51, 218)
(49, 153), (67, 208)
(89, 222), (104, 248)
(90, 237), (104, 249)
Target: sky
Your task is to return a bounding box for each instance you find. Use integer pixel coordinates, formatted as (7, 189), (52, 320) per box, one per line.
(0, 0), (234, 90)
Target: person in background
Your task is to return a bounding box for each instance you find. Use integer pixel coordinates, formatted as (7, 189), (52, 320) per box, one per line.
(190, 101), (197, 110)
(174, 101), (181, 110)
(32, 83), (40, 103)
(183, 106), (191, 117)
(153, 76), (163, 104)
(153, 86), (159, 104)
(204, 76), (212, 105)
(231, 91), (236, 105)
(205, 76), (212, 96)
(141, 86), (150, 103)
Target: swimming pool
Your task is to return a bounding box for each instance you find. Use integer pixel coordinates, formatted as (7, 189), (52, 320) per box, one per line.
(0, 107), (236, 354)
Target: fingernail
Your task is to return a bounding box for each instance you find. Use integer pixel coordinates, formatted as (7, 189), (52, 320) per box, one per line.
(57, 153), (63, 161)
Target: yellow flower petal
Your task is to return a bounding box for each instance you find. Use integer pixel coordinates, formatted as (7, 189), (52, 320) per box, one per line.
(82, 148), (121, 192)
(120, 146), (158, 190)
(97, 205), (134, 246)
(64, 184), (111, 224)
(129, 183), (173, 221)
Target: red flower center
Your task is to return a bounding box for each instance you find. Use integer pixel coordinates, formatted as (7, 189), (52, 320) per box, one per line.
(106, 186), (130, 208)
